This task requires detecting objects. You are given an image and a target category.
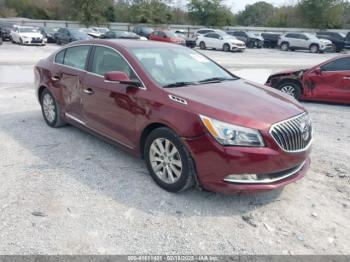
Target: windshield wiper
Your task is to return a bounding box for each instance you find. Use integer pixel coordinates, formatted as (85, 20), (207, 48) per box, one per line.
(199, 77), (236, 84)
(163, 81), (196, 88)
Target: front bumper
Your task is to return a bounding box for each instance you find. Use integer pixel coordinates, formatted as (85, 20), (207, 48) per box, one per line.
(232, 45), (246, 51)
(22, 38), (45, 45)
(183, 133), (311, 194)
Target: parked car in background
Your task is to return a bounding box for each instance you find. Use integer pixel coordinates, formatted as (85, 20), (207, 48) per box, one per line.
(227, 31), (263, 48)
(192, 28), (216, 39)
(316, 31), (345, 52)
(0, 31), (2, 45)
(343, 32), (350, 50)
(261, 32), (281, 48)
(10, 26), (46, 46)
(278, 33), (332, 53)
(39, 27), (58, 43)
(175, 29), (196, 48)
(0, 22), (15, 41)
(55, 28), (92, 45)
(197, 31), (246, 52)
(149, 30), (184, 45)
(266, 55), (350, 104)
(132, 25), (154, 39)
(34, 39), (311, 194)
(101, 30), (147, 40)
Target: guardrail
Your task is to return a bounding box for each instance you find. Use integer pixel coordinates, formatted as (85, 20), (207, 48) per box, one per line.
(1, 18), (349, 35)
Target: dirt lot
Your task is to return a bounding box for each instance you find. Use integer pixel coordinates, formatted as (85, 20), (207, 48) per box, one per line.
(0, 42), (349, 255)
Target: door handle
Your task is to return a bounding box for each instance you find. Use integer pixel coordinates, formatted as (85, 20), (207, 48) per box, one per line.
(84, 88), (95, 95)
(343, 76), (350, 80)
(51, 76), (60, 82)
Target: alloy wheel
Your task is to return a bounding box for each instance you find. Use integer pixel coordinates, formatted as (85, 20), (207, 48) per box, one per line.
(42, 93), (56, 123)
(149, 138), (182, 184)
(281, 85), (296, 97)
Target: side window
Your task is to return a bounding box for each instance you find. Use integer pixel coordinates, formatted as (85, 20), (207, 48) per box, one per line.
(322, 58), (350, 72)
(213, 34), (221, 39)
(205, 33), (215, 38)
(64, 46), (90, 70)
(55, 50), (65, 64)
(90, 46), (138, 80)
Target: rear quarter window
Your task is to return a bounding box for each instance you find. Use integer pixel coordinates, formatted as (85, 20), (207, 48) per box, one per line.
(55, 50), (65, 64)
(63, 46), (90, 70)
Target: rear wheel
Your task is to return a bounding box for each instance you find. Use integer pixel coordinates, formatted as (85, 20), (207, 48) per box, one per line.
(276, 81), (302, 100)
(310, 44), (319, 53)
(223, 43), (230, 52)
(199, 41), (206, 50)
(40, 89), (66, 128)
(144, 128), (195, 193)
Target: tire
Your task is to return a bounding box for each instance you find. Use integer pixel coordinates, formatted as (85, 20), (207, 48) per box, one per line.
(276, 81), (302, 100)
(310, 44), (319, 53)
(40, 89), (66, 128)
(223, 43), (230, 52)
(280, 42), (289, 51)
(247, 41), (255, 48)
(57, 39), (61, 45)
(19, 38), (23, 45)
(331, 44), (337, 53)
(199, 41), (206, 50)
(144, 127), (196, 193)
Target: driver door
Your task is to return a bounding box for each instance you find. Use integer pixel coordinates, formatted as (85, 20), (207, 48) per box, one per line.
(82, 46), (143, 148)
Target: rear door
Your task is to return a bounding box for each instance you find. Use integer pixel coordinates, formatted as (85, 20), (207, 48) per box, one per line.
(82, 46), (142, 148)
(53, 45), (91, 123)
(304, 57), (350, 103)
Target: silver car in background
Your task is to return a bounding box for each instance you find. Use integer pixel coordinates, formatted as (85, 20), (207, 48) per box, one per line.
(278, 32), (332, 53)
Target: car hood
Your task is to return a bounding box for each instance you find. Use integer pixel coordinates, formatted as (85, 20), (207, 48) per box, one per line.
(167, 79), (305, 130)
(19, 32), (43, 38)
(230, 39), (245, 45)
(319, 39), (332, 45)
(271, 68), (307, 77)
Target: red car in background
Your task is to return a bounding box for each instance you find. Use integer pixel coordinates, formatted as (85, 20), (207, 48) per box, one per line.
(149, 30), (184, 45)
(34, 39), (312, 195)
(266, 55), (350, 105)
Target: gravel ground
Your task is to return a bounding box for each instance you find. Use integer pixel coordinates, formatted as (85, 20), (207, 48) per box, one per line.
(0, 42), (349, 255)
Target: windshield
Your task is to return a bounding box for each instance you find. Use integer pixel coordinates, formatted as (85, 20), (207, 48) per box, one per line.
(19, 27), (37, 33)
(130, 47), (237, 87)
(98, 28), (109, 33)
(165, 31), (177, 38)
(44, 27), (57, 34)
(70, 29), (88, 37)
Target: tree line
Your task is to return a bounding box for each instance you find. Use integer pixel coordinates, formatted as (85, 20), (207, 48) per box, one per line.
(1, 0), (350, 29)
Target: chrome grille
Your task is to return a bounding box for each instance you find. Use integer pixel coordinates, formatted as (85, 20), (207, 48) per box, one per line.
(270, 113), (312, 152)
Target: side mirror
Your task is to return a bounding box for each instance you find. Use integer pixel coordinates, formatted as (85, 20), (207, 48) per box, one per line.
(314, 67), (322, 75)
(219, 37), (223, 40)
(163, 35), (167, 38)
(104, 71), (142, 87)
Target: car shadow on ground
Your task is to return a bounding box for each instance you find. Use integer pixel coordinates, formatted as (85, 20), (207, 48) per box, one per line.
(0, 109), (284, 218)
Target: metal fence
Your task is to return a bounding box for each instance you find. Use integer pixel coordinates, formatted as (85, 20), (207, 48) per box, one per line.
(0, 18), (349, 35)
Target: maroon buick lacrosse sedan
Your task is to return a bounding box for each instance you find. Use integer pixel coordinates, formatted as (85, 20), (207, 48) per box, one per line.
(34, 39), (312, 194)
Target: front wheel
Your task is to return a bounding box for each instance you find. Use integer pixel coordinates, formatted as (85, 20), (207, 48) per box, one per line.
(310, 44), (319, 53)
(199, 41), (206, 50)
(144, 128), (195, 193)
(40, 89), (66, 128)
(280, 42), (289, 51)
(223, 43), (230, 52)
(276, 81), (302, 100)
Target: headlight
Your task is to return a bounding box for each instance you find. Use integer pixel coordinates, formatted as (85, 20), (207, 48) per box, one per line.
(200, 115), (265, 147)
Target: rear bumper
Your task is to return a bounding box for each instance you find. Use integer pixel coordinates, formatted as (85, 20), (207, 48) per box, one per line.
(183, 133), (311, 195)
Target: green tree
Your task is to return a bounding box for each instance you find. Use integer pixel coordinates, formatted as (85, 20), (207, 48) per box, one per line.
(237, 1), (274, 26)
(187, 0), (235, 27)
(298, 0), (346, 29)
(129, 0), (173, 24)
(67, 0), (111, 26)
